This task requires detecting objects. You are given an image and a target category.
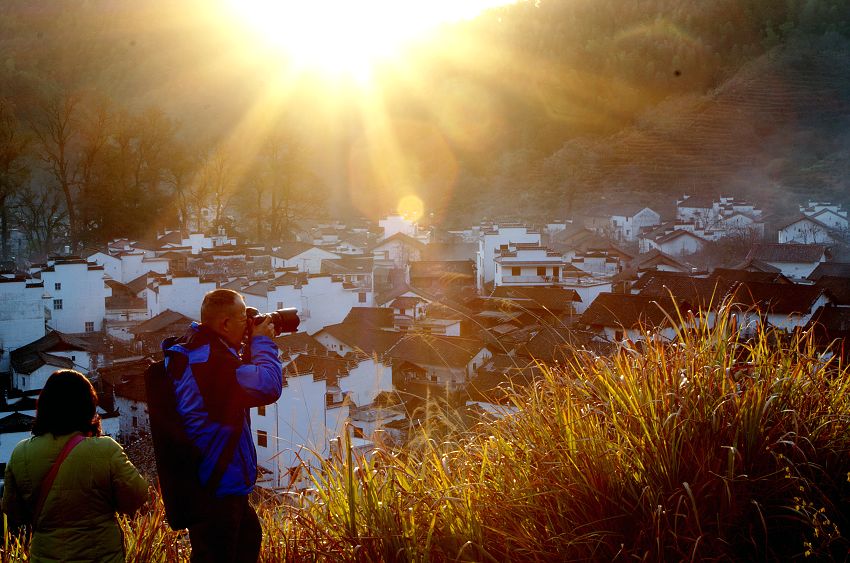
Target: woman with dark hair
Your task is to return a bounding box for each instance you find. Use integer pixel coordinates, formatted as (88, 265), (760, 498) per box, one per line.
(2, 370), (149, 562)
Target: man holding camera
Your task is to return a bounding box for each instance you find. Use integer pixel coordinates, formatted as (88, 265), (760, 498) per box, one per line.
(162, 289), (283, 562)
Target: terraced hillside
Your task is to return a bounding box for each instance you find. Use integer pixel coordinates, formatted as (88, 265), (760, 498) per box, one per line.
(582, 35), (850, 210)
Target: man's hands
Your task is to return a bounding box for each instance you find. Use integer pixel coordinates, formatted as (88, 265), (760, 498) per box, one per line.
(250, 316), (275, 339)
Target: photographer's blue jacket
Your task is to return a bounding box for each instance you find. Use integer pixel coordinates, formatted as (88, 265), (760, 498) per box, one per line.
(161, 322), (283, 497)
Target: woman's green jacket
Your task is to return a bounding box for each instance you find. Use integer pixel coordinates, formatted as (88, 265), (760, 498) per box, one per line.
(2, 432), (149, 562)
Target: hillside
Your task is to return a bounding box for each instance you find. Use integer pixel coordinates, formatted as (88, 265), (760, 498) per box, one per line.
(569, 34), (850, 216)
(1, 0), (849, 241)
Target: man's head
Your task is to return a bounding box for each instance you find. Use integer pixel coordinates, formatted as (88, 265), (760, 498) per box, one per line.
(200, 289), (247, 348)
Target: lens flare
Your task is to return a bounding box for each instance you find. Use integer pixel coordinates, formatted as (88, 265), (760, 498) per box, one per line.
(397, 194), (425, 222)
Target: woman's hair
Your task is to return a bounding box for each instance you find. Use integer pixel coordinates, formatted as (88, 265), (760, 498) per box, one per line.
(32, 370), (102, 437)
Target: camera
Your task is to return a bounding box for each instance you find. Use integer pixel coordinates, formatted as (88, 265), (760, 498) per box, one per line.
(245, 306), (300, 335)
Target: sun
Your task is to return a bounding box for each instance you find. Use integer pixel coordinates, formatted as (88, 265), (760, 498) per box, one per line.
(223, 1), (516, 81)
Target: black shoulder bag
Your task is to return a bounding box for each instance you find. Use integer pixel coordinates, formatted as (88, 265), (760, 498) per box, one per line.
(144, 356), (241, 530)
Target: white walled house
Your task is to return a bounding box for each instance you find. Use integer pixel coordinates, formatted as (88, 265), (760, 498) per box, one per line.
(579, 293), (684, 343)
(99, 359), (150, 439)
(0, 412), (36, 476)
(9, 331), (101, 393)
(476, 225), (542, 291)
(676, 195), (715, 225)
(494, 245), (566, 287)
(610, 207), (661, 242)
(720, 212), (765, 239)
(560, 279), (612, 314)
(146, 274), (217, 320)
(379, 214), (417, 240)
(371, 233), (425, 269)
(252, 371), (326, 491)
(728, 283), (832, 335)
(778, 216), (840, 244)
(119, 253), (170, 283)
(388, 335), (491, 391)
(181, 233), (215, 255)
(646, 230), (707, 256)
(800, 202), (848, 229)
(675, 195), (764, 239)
(104, 288), (148, 343)
(745, 243), (829, 280)
(87, 252), (122, 282)
(321, 257), (374, 307)
(336, 356), (392, 409)
(313, 324), (403, 358)
(247, 275), (362, 335)
(0, 276), (47, 372)
(253, 351), (397, 491)
(39, 257), (109, 334)
(272, 243), (341, 274)
(253, 355), (352, 491)
(89, 252), (170, 283)
(568, 250), (622, 277)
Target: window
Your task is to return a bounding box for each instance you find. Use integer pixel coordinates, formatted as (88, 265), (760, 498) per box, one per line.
(276, 301), (284, 310)
(358, 292), (367, 303)
(257, 405), (266, 416)
(85, 321), (94, 332)
(511, 267), (521, 276)
(537, 267), (546, 276)
(552, 267), (559, 279)
(53, 299), (63, 310)
(132, 416), (138, 428)
(54, 282), (61, 291)
(257, 430), (268, 448)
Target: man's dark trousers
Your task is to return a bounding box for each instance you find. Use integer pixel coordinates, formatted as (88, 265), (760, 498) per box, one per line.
(188, 495), (262, 563)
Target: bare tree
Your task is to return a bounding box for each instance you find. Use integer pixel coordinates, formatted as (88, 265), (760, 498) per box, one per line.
(30, 91), (81, 250)
(263, 132), (322, 242)
(13, 185), (68, 259)
(0, 99), (30, 261)
(163, 139), (197, 233)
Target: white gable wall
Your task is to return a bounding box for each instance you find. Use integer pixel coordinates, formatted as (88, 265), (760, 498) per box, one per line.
(339, 358), (392, 407)
(0, 281), (46, 372)
(152, 277), (215, 320)
(379, 215), (416, 239)
(476, 227), (541, 290)
(561, 281), (612, 314)
(122, 254), (169, 283)
(252, 372), (327, 490)
(40, 263), (108, 333)
(764, 260), (822, 280)
(88, 252), (122, 281)
(283, 248), (341, 274)
(778, 220), (835, 244)
(266, 277), (359, 335)
(658, 234), (704, 256)
(115, 396), (150, 439)
(12, 350), (94, 393)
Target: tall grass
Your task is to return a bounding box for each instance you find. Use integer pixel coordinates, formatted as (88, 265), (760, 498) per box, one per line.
(3, 305), (849, 561)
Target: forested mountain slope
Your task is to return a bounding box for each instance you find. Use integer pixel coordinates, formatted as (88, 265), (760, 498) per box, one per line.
(0, 0), (848, 238)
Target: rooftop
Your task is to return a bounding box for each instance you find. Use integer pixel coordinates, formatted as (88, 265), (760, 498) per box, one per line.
(746, 243), (828, 264)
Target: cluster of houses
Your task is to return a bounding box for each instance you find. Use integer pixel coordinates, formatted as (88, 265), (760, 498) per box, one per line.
(0, 196), (848, 491)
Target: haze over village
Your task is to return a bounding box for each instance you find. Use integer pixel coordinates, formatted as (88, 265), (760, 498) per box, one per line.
(2, 191), (849, 488)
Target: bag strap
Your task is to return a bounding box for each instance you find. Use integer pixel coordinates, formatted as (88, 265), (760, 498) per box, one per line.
(32, 434), (85, 525)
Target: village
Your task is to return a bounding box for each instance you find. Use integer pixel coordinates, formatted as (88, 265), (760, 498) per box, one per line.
(0, 194), (848, 492)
